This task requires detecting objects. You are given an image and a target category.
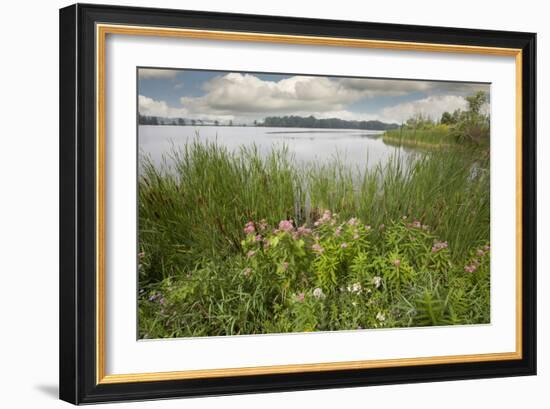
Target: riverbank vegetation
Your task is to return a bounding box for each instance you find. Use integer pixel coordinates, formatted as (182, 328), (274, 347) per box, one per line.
(383, 91), (490, 149)
(138, 136), (490, 338)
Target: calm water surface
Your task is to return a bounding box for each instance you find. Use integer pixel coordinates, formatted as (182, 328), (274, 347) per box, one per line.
(139, 125), (413, 172)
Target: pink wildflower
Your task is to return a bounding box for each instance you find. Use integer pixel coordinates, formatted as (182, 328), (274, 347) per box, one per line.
(258, 219), (268, 231)
(243, 268), (252, 277)
(315, 210), (333, 226)
(412, 220), (421, 228)
(295, 292), (305, 303)
(312, 243), (324, 254)
(334, 226), (342, 237)
(476, 249), (485, 257)
(464, 264), (477, 273)
(431, 240), (449, 253)
(483, 244), (491, 252)
(246, 250), (256, 258)
(278, 219), (294, 232)
(254, 234), (263, 242)
(392, 259), (401, 267)
(244, 221), (255, 235)
(341, 242), (348, 249)
(282, 261), (289, 271)
(347, 217), (359, 226)
(297, 225), (312, 236)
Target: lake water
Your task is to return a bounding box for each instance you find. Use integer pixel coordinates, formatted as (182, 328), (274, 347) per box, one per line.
(139, 125), (413, 172)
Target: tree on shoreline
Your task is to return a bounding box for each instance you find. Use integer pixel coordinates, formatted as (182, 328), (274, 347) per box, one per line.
(441, 91), (490, 144)
(394, 91), (490, 145)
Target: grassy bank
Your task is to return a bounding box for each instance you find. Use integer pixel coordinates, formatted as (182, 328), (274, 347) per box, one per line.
(383, 125), (455, 148)
(138, 140), (490, 338)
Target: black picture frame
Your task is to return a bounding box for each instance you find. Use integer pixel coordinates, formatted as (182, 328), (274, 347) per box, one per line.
(60, 3), (536, 404)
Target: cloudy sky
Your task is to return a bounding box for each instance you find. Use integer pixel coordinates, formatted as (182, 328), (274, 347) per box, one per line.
(138, 68), (490, 125)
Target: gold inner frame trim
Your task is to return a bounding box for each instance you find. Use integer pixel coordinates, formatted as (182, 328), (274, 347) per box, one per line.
(95, 23), (523, 385)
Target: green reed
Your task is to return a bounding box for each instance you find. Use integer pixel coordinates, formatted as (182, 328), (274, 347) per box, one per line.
(138, 139), (489, 284)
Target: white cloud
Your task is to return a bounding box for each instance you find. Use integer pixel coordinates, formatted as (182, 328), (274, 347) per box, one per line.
(179, 73), (440, 118)
(180, 74), (351, 115)
(139, 68), (178, 79)
(139, 73), (490, 124)
(139, 95), (237, 121)
(379, 95), (469, 124)
(139, 95), (187, 118)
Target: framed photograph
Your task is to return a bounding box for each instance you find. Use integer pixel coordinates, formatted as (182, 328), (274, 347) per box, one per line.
(59, 3), (536, 404)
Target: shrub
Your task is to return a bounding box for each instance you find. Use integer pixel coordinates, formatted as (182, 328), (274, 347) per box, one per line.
(139, 211), (490, 338)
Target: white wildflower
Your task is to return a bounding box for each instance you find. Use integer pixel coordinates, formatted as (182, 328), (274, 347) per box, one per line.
(313, 287), (325, 299)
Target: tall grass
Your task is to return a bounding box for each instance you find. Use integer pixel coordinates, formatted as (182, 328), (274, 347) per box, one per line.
(383, 125), (455, 148)
(139, 139), (489, 284)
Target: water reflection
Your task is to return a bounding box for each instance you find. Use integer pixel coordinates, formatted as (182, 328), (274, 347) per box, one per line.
(139, 125), (413, 171)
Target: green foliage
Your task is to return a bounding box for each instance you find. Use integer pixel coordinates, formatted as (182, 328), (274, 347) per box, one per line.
(383, 124), (454, 148)
(139, 211), (491, 338)
(440, 111), (455, 126)
(385, 91), (490, 148)
(405, 113), (437, 130)
(451, 91), (490, 145)
(138, 138), (490, 338)
(139, 140), (489, 281)
(466, 91), (489, 115)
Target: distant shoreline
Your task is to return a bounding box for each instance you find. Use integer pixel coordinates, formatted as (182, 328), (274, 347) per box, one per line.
(138, 124), (388, 132)
(138, 114), (399, 131)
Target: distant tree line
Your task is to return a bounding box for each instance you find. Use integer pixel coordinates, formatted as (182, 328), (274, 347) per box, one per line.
(260, 115), (399, 130)
(138, 113), (401, 131)
(138, 115), (246, 127)
(139, 115), (188, 126)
